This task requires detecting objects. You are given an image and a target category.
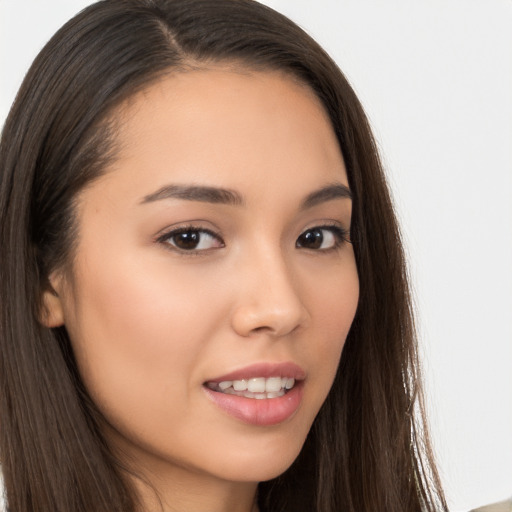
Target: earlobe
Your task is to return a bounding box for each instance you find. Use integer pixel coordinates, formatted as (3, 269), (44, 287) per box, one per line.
(40, 275), (65, 328)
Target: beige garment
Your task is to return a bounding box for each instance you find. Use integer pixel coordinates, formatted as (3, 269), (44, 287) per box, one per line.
(471, 499), (512, 512)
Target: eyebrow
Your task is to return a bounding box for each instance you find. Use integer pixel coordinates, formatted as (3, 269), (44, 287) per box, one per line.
(140, 182), (352, 208)
(140, 184), (244, 206)
(300, 183), (352, 209)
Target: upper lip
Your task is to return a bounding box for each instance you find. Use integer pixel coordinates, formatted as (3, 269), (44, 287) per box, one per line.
(205, 361), (306, 383)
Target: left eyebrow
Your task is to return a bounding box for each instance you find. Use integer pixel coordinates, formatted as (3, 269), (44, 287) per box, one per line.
(300, 183), (352, 210)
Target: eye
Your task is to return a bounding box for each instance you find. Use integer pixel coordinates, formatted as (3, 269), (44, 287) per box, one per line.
(296, 225), (348, 251)
(158, 227), (224, 252)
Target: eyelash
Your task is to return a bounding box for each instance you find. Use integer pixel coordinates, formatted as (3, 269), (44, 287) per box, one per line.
(156, 225), (224, 254)
(156, 223), (350, 254)
(296, 224), (350, 252)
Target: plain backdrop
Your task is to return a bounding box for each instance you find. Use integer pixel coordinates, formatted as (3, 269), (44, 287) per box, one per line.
(1, 1), (511, 511)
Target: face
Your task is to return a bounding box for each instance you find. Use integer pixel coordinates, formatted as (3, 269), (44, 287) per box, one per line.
(45, 68), (359, 490)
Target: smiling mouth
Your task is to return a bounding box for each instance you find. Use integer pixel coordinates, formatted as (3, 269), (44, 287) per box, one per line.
(205, 376), (296, 399)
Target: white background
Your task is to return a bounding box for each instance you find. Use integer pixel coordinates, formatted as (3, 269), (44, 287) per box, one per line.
(1, 1), (511, 511)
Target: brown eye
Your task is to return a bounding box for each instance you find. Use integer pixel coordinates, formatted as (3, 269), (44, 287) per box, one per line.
(173, 231), (201, 250)
(296, 226), (347, 250)
(296, 228), (324, 249)
(161, 228), (223, 251)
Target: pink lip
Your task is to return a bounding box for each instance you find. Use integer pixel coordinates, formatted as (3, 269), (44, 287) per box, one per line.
(203, 361), (305, 426)
(205, 361), (306, 383)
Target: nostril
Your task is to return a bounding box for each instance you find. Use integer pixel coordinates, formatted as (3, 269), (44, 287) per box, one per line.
(252, 326), (272, 334)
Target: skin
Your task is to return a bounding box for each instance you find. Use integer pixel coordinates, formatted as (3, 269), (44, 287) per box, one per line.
(43, 67), (359, 512)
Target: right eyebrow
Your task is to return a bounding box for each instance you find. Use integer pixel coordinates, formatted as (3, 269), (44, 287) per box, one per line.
(300, 183), (352, 210)
(140, 184), (245, 207)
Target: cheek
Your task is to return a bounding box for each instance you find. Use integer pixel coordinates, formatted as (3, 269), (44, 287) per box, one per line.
(63, 252), (223, 425)
(297, 253), (359, 409)
(305, 251), (359, 337)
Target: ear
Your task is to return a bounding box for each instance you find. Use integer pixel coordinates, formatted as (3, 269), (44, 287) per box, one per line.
(40, 273), (65, 328)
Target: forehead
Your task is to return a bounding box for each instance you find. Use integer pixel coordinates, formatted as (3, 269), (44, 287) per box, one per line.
(91, 66), (347, 205)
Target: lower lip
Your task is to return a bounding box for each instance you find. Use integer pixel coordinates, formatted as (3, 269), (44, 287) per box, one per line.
(203, 383), (303, 426)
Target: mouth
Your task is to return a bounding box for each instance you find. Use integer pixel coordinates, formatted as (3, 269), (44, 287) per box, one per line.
(202, 362), (305, 425)
(205, 376), (296, 399)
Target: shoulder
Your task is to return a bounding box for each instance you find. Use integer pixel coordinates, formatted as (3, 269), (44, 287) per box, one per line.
(471, 499), (512, 512)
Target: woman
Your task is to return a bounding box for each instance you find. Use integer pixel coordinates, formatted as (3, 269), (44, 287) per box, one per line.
(0, 1), (447, 511)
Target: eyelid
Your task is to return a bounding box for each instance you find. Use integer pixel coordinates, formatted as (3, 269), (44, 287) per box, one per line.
(155, 223), (225, 254)
(300, 220), (350, 239)
(296, 222), (351, 251)
(153, 220), (220, 241)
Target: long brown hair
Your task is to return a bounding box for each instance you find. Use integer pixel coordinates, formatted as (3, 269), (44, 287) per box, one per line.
(0, 1), (447, 511)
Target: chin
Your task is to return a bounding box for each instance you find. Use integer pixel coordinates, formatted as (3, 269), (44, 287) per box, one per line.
(207, 432), (308, 483)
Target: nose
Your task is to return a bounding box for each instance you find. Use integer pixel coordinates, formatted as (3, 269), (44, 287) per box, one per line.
(230, 249), (308, 338)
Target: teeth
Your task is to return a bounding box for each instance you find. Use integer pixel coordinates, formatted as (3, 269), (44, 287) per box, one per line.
(265, 376), (283, 392)
(233, 379), (248, 391)
(209, 376), (296, 399)
(248, 377), (266, 393)
(221, 388), (286, 399)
